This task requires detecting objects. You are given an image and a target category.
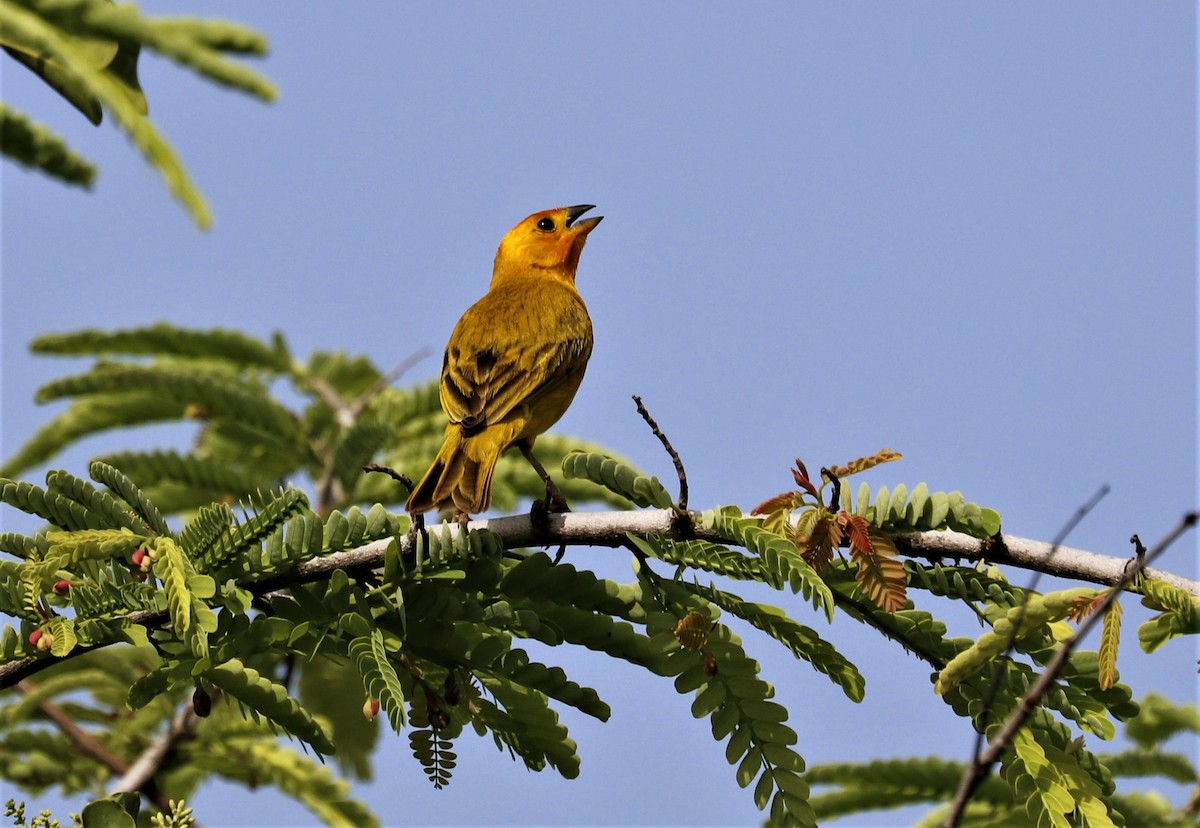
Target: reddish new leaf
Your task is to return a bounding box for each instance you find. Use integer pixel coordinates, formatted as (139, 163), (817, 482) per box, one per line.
(1067, 593), (1105, 623)
(842, 512), (874, 557)
(751, 491), (801, 516)
(803, 509), (841, 571)
(851, 531), (907, 613)
(827, 448), (904, 479)
(791, 458), (819, 498)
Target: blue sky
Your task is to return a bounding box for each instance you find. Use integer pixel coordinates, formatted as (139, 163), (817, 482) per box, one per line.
(2, 3), (1196, 826)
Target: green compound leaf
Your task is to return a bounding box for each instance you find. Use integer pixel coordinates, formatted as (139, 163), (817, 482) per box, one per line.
(0, 477), (92, 531)
(0, 392), (185, 480)
(32, 324), (291, 371)
(96, 449), (271, 504)
(0, 102), (96, 185)
(44, 468), (143, 532)
(681, 581), (865, 702)
(853, 481), (1001, 538)
(197, 488), (309, 574)
(1137, 579), (1200, 653)
(475, 671), (580, 779)
(655, 610), (816, 828)
(349, 630), (406, 734)
(203, 658), (335, 755)
(47, 615), (77, 656)
(38, 364), (302, 445)
(561, 450), (674, 508)
(936, 587), (1098, 695)
(192, 734), (377, 827)
(704, 507), (834, 622)
(488, 648), (610, 722)
(89, 460), (171, 536)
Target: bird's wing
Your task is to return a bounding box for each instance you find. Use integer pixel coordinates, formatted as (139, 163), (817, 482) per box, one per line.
(439, 290), (591, 431)
(441, 329), (591, 431)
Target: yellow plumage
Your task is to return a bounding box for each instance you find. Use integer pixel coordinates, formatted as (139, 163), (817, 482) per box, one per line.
(406, 205), (601, 516)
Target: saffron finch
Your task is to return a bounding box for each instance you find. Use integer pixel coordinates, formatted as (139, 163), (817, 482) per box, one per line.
(406, 205), (602, 517)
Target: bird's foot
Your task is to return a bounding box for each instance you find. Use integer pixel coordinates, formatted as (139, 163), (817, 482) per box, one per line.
(452, 509), (471, 534)
(528, 498), (568, 564)
(529, 495), (550, 529)
(405, 511), (428, 563)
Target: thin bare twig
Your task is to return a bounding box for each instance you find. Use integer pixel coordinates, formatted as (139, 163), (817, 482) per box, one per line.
(968, 485), (1109, 767)
(941, 509), (1198, 827)
(112, 697), (202, 799)
(632, 395), (688, 510)
(311, 349), (432, 514)
(18, 679), (130, 775)
(309, 348), (433, 428)
(353, 347), (433, 419)
(363, 463), (414, 493)
(16, 679), (183, 816)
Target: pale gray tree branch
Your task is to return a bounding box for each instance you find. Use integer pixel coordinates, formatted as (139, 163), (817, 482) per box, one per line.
(3, 509), (1197, 691)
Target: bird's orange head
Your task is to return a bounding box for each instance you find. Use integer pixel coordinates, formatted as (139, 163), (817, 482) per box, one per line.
(491, 205), (602, 286)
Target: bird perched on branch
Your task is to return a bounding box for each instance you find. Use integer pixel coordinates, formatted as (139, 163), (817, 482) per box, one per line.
(406, 205), (602, 519)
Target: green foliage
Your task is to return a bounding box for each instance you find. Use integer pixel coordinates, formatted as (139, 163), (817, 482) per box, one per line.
(807, 756), (1013, 821)
(0, 101), (94, 186)
(641, 596), (814, 828)
(935, 586), (1099, 695)
(0, 327), (1197, 828)
(807, 694), (1199, 825)
(561, 450), (674, 508)
(201, 659), (335, 755)
(1137, 578), (1200, 653)
(349, 631), (406, 734)
(1, 0), (274, 227)
(1122, 691), (1200, 749)
(186, 727), (378, 828)
(678, 581), (865, 702)
(32, 325), (291, 370)
(850, 481), (1002, 538)
(4, 798), (80, 827)
(702, 507), (836, 621)
(88, 461), (169, 537)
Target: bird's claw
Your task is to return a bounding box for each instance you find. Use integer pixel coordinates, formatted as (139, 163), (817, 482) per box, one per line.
(547, 491), (570, 514)
(530, 496), (550, 529)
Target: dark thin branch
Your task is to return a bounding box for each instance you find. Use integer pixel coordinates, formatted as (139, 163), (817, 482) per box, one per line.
(941, 510), (1198, 828)
(968, 485), (1109, 779)
(632, 395), (688, 510)
(820, 468), (840, 512)
(18, 678), (130, 774)
(363, 463), (414, 493)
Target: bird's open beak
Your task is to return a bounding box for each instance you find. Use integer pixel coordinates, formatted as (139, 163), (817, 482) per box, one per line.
(566, 204), (603, 232)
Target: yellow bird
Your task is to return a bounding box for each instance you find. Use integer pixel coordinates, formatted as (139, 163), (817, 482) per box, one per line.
(406, 205), (602, 518)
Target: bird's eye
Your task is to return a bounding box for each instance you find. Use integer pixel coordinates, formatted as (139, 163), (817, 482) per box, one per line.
(536, 217), (556, 232)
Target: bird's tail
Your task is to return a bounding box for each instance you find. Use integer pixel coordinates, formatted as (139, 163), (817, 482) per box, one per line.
(406, 425), (511, 516)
